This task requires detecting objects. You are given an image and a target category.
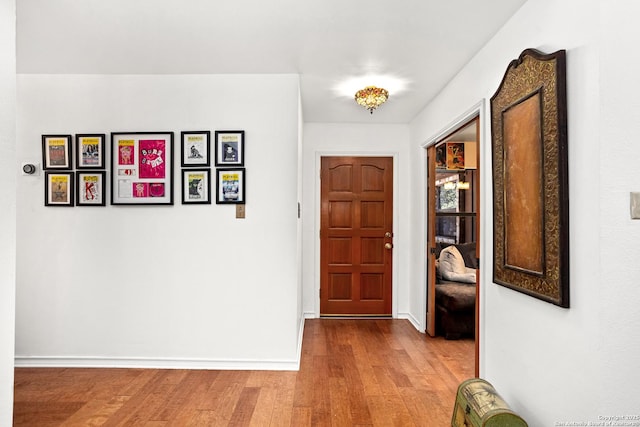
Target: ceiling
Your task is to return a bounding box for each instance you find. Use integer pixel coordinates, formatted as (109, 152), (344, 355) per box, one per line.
(16, 0), (527, 124)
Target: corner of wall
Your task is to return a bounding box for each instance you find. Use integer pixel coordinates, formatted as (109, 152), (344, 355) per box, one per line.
(0, 0), (17, 424)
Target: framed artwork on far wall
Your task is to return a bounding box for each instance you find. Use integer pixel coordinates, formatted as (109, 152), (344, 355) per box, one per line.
(446, 142), (465, 170)
(76, 134), (106, 169)
(181, 131), (210, 167)
(181, 168), (211, 204)
(42, 134), (72, 170)
(435, 143), (446, 169)
(215, 130), (244, 167)
(76, 171), (106, 206)
(45, 171), (74, 206)
(111, 131), (174, 205)
(216, 168), (245, 204)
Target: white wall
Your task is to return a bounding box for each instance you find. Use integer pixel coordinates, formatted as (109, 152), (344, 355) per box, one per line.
(410, 0), (640, 424)
(0, 0), (16, 424)
(301, 123), (413, 323)
(15, 74), (303, 369)
(598, 0), (640, 414)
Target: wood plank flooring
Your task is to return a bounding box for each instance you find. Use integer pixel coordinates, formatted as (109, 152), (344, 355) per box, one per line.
(13, 319), (474, 426)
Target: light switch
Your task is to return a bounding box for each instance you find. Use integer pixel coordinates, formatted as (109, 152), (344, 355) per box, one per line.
(631, 192), (640, 219)
(236, 204), (246, 219)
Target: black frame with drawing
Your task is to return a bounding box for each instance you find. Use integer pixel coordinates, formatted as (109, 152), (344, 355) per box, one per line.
(215, 130), (244, 167)
(76, 134), (106, 169)
(216, 168), (245, 204)
(45, 171), (75, 207)
(490, 48), (569, 308)
(42, 134), (72, 170)
(182, 168), (211, 204)
(76, 171), (106, 207)
(181, 131), (210, 167)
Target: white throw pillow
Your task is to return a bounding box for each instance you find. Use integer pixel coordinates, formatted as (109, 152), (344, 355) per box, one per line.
(439, 245), (466, 274)
(438, 245), (476, 283)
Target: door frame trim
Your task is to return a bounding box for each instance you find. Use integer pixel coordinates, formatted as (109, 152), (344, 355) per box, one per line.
(313, 151), (400, 319)
(419, 100), (485, 372)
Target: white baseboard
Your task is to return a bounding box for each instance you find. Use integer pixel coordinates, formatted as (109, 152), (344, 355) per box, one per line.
(294, 315), (305, 369)
(398, 312), (425, 333)
(14, 356), (300, 371)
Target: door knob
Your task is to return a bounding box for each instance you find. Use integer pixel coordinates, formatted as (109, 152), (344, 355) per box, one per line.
(385, 232), (392, 238)
(384, 243), (393, 250)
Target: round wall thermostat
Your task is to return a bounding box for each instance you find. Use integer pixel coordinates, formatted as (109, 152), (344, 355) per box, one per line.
(22, 164), (36, 174)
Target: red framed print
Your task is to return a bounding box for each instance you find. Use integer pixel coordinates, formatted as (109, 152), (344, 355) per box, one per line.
(45, 171), (74, 206)
(111, 132), (174, 205)
(76, 171), (106, 206)
(42, 134), (72, 170)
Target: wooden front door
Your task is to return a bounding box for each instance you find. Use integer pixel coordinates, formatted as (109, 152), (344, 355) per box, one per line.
(320, 156), (393, 316)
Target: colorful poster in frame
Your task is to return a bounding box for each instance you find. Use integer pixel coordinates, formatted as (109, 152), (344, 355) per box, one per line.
(446, 142), (465, 170)
(76, 134), (106, 169)
(216, 168), (245, 204)
(181, 168), (211, 204)
(181, 131), (210, 167)
(111, 132), (174, 205)
(76, 171), (106, 206)
(215, 130), (244, 167)
(45, 171), (74, 206)
(42, 134), (72, 170)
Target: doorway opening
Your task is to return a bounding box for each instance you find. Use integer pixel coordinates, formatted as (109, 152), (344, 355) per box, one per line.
(425, 116), (480, 375)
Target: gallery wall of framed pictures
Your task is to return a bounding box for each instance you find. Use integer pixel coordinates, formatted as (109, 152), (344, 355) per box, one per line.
(40, 129), (246, 208)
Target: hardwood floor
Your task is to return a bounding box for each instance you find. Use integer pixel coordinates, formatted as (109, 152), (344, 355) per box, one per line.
(13, 319), (474, 426)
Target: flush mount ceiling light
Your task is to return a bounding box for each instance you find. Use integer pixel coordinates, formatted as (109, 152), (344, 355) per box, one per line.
(355, 86), (389, 114)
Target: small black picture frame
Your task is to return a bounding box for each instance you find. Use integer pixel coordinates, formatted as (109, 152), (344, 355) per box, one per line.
(75, 134), (106, 169)
(42, 134), (72, 170)
(181, 168), (211, 204)
(45, 171), (75, 206)
(76, 170), (107, 206)
(181, 131), (210, 167)
(215, 130), (244, 167)
(216, 168), (245, 204)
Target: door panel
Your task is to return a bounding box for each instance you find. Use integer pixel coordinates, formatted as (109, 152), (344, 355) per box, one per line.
(320, 156), (393, 316)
